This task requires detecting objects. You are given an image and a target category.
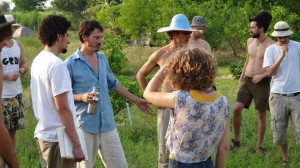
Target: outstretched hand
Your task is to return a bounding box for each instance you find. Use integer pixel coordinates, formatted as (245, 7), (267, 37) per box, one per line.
(135, 98), (152, 114)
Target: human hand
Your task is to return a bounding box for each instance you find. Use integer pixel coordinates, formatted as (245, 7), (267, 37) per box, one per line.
(5, 74), (19, 81)
(82, 92), (98, 105)
(281, 44), (288, 56)
(252, 75), (263, 84)
(73, 145), (85, 162)
(19, 65), (28, 74)
(135, 98), (152, 114)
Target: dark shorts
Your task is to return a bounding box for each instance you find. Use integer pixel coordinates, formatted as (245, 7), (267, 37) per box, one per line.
(2, 93), (25, 130)
(236, 76), (270, 112)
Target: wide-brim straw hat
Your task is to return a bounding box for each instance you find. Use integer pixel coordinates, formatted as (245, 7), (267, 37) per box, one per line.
(157, 14), (197, 33)
(271, 21), (293, 37)
(0, 11), (15, 28)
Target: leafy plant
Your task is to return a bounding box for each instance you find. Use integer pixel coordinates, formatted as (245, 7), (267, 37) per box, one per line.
(102, 34), (128, 73)
(229, 53), (246, 80)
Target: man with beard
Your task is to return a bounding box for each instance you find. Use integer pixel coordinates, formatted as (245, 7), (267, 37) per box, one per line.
(188, 16), (212, 54)
(0, 10), (19, 168)
(31, 15), (85, 168)
(263, 21), (300, 167)
(65, 20), (151, 168)
(136, 14), (196, 168)
(228, 12), (274, 152)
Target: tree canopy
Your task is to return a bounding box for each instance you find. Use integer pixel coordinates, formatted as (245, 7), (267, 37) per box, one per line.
(12, 0), (46, 11)
(0, 1), (10, 12)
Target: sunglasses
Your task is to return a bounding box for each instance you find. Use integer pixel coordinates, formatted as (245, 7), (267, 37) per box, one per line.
(180, 31), (192, 35)
(277, 36), (289, 39)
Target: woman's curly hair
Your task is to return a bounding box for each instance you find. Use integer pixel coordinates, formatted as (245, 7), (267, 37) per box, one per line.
(38, 15), (71, 46)
(165, 47), (217, 91)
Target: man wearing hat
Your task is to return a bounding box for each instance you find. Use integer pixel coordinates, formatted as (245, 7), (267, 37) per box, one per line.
(189, 16), (212, 54)
(137, 14), (196, 168)
(0, 10), (19, 168)
(229, 11), (274, 152)
(263, 21), (300, 166)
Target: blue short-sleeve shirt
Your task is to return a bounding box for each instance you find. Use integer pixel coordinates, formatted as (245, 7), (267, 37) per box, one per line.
(65, 49), (118, 133)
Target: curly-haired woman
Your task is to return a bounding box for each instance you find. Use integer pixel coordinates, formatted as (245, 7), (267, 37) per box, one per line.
(144, 48), (230, 168)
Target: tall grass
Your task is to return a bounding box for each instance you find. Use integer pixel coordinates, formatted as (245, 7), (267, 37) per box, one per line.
(13, 34), (300, 167)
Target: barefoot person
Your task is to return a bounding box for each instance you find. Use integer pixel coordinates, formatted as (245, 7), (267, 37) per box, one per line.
(229, 11), (274, 151)
(136, 14), (196, 168)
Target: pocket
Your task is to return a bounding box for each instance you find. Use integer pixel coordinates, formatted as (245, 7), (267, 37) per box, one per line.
(271, 115), (277, 132)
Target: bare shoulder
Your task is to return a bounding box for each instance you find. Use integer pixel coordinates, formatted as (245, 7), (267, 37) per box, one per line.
(149, 47), (166, 61)
(247, 38), (255, 45)
(265, 37), (275, 46)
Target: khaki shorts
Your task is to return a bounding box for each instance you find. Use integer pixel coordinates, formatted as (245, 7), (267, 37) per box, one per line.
(2, 93), (25, 130)
(269, 93), (300, 145)
(236, 76), (270, 112)
(36, 138), (76, 168)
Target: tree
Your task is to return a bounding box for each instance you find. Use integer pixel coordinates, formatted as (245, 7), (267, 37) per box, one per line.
(12, 0), (46, 11)
(52, 0), (88, 18)
(0, 1), (10, 12)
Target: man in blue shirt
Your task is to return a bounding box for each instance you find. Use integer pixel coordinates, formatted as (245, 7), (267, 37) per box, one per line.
(65, 20), (151, 168)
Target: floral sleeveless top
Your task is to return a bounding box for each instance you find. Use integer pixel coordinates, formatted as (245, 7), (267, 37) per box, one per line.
(166, 90), (230, 163)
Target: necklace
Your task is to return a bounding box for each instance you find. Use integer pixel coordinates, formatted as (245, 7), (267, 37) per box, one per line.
(256, 37), (267, 46)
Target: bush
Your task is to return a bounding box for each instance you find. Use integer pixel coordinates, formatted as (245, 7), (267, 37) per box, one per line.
(229, 53), (246, 80)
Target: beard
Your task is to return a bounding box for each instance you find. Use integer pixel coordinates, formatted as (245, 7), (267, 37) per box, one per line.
(62, 48), (68, 54)
(251, 32), (260, 38)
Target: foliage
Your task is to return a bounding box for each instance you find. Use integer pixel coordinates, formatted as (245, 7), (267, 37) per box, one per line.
(52, 0), (88, 25)
(12, 0), (46, 11)
(12, 11), (43, 31)
(229, 53), (246, 80)
(110, 75), (142, 115)
(101, 34), (128, 73)
(0, 1), (10, 12)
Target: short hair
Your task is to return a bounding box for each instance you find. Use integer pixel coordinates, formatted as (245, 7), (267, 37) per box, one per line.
(164, 47), (217, 91)
(77, 20), (104, 43)
(0, 25), (12, 42)
(38, 15), (71, 46)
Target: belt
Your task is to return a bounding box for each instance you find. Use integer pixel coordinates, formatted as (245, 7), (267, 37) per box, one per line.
(274, 92), (300, 97)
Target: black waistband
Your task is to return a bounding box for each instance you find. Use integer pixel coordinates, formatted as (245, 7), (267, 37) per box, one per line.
(274, 92), (300, 97)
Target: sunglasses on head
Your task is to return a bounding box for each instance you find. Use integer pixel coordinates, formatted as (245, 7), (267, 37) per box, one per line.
(277, 36), (289, 39)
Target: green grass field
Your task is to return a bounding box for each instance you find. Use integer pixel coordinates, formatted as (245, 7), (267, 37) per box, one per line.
(13, 35), (300, 168)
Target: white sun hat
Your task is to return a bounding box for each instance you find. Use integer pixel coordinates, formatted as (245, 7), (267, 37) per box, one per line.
(5, 14), (21, 27)
(271, 21), (293, 37)
(157, 14), (197, 33)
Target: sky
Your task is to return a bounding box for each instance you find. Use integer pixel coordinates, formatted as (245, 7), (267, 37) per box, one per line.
(2, 0), (53, 9)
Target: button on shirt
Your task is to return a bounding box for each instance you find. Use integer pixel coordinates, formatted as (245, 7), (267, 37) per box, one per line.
(65, 49), (118, 133)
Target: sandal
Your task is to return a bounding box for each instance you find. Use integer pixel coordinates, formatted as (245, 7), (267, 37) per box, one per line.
(227, 139), (240, 150)
(282, 160), (288, 167)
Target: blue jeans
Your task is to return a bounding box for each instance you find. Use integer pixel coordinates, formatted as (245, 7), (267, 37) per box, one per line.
(168, 157), (214, 168)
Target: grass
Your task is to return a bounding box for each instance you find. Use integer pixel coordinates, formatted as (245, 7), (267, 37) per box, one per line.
(12, 34), (300, 167)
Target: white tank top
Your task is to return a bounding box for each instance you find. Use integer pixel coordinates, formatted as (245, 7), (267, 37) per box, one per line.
(1, 39), (22, 98)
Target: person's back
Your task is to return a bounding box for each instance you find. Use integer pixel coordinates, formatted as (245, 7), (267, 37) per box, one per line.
(136, 14), (195, 168)
(167, 90), (229, 163)
(144, 48), (230, 168)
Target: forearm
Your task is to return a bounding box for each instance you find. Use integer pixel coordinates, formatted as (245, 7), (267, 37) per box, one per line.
(136, 72), (148, 91)
(74, 94), (85, 102)
(215, 120), (230, 168)
(0, 123), (19, 168)
(115, 85), (139, 103)
(58, 109), (81, 147)
(267, 55), (285, 77)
